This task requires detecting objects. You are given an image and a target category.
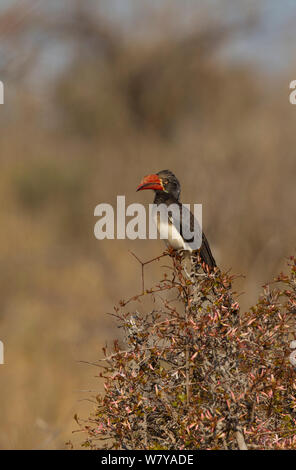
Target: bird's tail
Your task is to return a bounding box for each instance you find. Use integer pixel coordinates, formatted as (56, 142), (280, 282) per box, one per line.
(198, 232), (216, 272)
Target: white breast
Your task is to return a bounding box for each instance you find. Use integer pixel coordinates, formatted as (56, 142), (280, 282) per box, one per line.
(154, 212), (192, 252)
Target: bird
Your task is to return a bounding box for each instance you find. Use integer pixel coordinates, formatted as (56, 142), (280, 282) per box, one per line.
(136, 169), (216, 271)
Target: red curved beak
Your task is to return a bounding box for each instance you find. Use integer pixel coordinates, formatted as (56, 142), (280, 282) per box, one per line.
(136, 174), (164, 192)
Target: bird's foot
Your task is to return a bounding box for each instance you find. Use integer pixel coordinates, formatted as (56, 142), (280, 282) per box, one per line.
(166, 247), (178, 257)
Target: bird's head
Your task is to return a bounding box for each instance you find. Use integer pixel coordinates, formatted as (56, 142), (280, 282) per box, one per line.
(136, 170), (181, 200)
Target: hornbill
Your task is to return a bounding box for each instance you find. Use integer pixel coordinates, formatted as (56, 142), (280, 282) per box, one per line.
(136, 169), (216, 271)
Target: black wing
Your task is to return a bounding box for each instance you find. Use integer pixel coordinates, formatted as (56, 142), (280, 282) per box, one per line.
(199, 231), (216, 269)
(176, 201), (216, 270)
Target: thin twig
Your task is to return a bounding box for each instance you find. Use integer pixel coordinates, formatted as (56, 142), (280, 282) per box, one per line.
(129, 250), (169, 294)
(235, 427), (248, 450)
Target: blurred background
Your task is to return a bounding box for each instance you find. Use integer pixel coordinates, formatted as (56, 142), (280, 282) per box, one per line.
(0, 0), (295, 449)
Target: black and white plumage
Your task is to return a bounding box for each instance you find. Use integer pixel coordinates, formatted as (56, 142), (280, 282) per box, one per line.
(136, 169), (216, 270)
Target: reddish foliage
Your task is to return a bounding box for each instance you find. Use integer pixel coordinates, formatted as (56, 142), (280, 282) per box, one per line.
(78, 254), (296, 449)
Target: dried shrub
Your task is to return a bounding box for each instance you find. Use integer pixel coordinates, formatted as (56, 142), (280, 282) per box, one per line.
(77, 254), (296, 449)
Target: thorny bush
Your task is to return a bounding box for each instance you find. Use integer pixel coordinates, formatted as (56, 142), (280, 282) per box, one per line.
(77, 253), (296, 450)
